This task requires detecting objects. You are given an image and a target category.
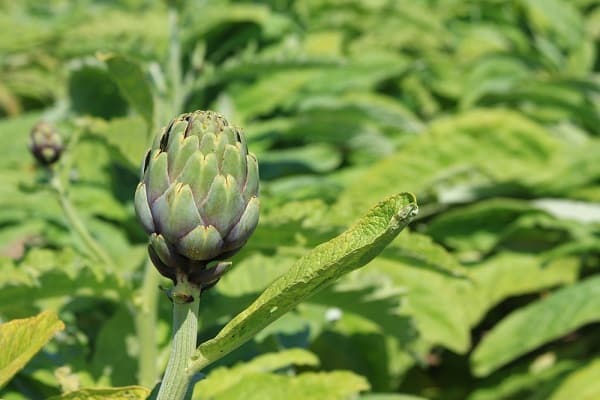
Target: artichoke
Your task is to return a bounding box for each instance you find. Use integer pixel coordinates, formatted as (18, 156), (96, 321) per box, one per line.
(29, 121), (63, 165)
(134, 111), (259, 287)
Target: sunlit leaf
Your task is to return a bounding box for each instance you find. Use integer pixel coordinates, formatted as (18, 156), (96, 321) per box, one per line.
(0, 311), (64, 388)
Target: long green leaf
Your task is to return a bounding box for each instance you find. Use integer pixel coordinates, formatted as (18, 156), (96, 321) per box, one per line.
(471, 275), (600, 376)
(190, 192), (418, 372)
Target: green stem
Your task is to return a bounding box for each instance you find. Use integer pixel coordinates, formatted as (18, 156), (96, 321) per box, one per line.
(135, 258), (160, 388)
(50, 176), (116, 270)
(157, 274), (201, 400)
(168, 6), (184, 115)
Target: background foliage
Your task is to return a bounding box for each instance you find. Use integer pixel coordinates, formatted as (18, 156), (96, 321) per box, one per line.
(1, 0), (599, 399)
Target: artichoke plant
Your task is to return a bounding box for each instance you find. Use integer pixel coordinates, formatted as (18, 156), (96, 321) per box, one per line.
(29, 121), (63, 165)
(135, 110), (259, 287)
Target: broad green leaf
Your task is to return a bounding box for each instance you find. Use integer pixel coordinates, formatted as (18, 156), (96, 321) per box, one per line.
(472, 275), (600, 376)
(549, 359), (600, 400)
(83, 115), (148, 170)
(426, 198), (546, 258)
(464, 253), (580, 326)
(194, 349), (319, 399)
(0, 310), (64, 388)
(367, 257), (471, 353)
(299, 92), (424, 134)
(0, 112), (42, 168)
(185, 3), (292, 41)
(248, 199), (334, 249)
(0, 248), (124, 318)
(459, 56), (531, 109)
(68, 60), (129, 119)
(58, 10), (168, 59)
(467, 357), (581, 400)
(361, 395), (428, 400)
(90, 306), (138, 386)
(48, 386), (150, 400)
(338, 109), (567, 215)
(190, 192), (418, 371)
(232, 70), (318, 121)
(523, 0), (584, 50)
(102, 54), (155, 129)
(383, 231), (468, 277)
(308, 309), (412, 391)
(259, 143), (342, 180)
(70, 186), (129, 221)
(211, 371), (369, 400)
(481, 80), (600, 136)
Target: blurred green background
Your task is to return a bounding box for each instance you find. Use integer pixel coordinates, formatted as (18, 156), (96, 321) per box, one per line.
(1, 0), (600, 399)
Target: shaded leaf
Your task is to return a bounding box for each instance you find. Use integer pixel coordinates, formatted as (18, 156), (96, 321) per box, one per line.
(102, 54), (155, 129)
(472, 275), (600, 376)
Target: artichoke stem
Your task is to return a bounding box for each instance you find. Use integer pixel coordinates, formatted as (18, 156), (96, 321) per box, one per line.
(157, 272), (201, 400)
(50, 176), (117, 271)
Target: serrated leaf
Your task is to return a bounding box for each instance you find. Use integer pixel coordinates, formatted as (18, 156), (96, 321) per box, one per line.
(0, 310), (65, 388)
(0, 248), (123, 318)
(102, 54), (155, 129)
(338, 109), (568, 215)
(472, 275), (600, 377)
(426, 198), (545, 258)
(191, 193), (418, 371)
(367, 257), (471, 353)
(48, 386), (150, 400)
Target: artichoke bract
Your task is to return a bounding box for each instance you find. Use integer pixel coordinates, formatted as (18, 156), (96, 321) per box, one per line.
(29, 121), (63, 165)
(135, 110), (259, 287)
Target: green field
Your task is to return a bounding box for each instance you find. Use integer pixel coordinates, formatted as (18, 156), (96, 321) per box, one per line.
(1, 0), (600, 399)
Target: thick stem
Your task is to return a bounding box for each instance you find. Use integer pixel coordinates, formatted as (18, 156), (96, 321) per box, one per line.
(50, 176), (116, 270)
(135, 258), (160, 388)
(157, 274), (201, 400)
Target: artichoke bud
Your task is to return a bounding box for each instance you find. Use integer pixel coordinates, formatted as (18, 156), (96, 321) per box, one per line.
(29, 121), (63, 166)
(135, 110), (260, 287)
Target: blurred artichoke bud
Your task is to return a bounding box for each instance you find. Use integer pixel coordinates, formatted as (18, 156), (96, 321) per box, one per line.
(29, 121), (63, 165)
(135, 111), (259, 287)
